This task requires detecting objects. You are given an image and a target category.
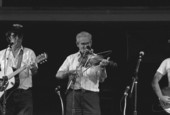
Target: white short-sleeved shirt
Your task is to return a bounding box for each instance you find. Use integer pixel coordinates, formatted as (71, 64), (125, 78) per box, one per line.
(157, 58), (170, 84)
(157, 58), (170, 75)
(0, 46), (38, 90)
(58, 52), (107, 92)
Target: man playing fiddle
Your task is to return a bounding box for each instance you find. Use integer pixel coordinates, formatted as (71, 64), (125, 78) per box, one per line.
(56, 31), (109, 115)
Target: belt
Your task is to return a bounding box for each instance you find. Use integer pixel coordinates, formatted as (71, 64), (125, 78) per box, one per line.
(70, 88), (95, 93)
(16, 88), (32, 93)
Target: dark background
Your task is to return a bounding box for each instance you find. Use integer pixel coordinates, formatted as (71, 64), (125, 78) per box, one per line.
(0, 21), (170, 115)
(3, 0), (170, 7)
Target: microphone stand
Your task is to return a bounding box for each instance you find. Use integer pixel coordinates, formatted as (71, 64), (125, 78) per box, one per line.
(130, 53), (143, 115)
(55, 87), (64, 115)
(123, 89), (129, 115)
(2, 90), (7, 115)
(65, 51), (88, 115)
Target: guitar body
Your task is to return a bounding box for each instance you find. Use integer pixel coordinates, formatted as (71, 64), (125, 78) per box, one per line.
(0, 67), (15, 98)
(160, 87), (170, 114)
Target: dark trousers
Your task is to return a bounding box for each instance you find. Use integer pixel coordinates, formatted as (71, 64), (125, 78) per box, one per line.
(4, 88), (33, 115)
(66, 89), (101, 115)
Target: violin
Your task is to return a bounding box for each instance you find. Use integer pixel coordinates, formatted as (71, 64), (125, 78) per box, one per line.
(87, 55), (104, 66)
(78, 50), (117, 67)
(87, 55), (115, 67)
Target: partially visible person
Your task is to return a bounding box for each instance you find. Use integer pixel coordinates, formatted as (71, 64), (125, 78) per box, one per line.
(152, 58), (170, 105)
(56, 31), (110, 115)
(0, 23), (38, 115)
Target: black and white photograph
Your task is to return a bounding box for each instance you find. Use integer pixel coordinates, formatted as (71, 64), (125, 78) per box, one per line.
(0, 1), (170, 115)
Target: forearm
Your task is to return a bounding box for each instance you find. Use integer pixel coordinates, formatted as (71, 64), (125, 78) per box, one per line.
(30, 66), (38, 76)
(152, 73), (163, 98)
(56, 70), (69, 79)
(152, 80), (162, 98)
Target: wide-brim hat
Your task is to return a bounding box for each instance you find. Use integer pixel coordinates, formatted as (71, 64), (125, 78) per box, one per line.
(5, 24), (24, 41)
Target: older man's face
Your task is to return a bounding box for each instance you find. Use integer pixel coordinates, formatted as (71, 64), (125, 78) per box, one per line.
(77, 37), (92, 54)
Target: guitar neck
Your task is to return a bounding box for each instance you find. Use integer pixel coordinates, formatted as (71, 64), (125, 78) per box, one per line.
(8, 65), (27, 80)
(6, 53), (46, 80)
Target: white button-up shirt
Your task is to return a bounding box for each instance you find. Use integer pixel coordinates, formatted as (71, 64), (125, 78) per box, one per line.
(58, 52), (107, 92)
(0, 46), (37, 90)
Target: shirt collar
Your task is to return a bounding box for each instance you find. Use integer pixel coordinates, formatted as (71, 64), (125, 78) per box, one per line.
(78, 51), (81, 57)
(15, 46), (24, 54)
(9, 45), (24, 57)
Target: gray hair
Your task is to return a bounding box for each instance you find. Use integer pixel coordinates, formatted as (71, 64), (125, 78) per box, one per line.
(76, 31), (92, 44)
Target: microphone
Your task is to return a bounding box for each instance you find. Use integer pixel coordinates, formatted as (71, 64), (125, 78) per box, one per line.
(124, 86), (130, 96)
(86, 46), (93, 54)
(139, 51), (144, 57)
(55, 86), (61, 92)
(8, 42), (14, 48)
(135, 51), (143, 74)
(86, 46), (91, 50)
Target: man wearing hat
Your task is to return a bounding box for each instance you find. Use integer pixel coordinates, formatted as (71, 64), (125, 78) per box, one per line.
(0, 24), (38, 115)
